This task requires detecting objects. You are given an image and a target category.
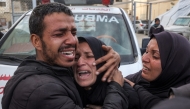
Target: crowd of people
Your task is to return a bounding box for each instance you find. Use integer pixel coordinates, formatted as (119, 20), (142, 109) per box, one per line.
(1, 2), (190, 109)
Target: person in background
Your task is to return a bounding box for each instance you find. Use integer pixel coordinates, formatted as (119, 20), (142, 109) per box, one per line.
(2, 3), (120, 109)
(125, 31), (190, 109)
(149, 18), (164, 37)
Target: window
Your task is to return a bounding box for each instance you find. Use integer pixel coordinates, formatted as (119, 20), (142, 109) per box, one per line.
(135, 21), (140, 24)
(116, 0), (122, 2)
(74, 13), (134, 63)
(0, 2), (6, 7)
(0, 13), (134, 64)
(173, 18), (190, 26)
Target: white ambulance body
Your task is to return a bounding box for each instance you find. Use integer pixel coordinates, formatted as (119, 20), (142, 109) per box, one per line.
(0, 5), (142, 107)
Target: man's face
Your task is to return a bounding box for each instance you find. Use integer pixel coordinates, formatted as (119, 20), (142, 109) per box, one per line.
(73, 42), (97, 89)
(39, 12), (77, 67)
(155, 20), (160, 25)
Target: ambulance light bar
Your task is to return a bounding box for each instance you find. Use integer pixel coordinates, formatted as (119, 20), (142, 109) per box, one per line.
(63, 0), (114, 5)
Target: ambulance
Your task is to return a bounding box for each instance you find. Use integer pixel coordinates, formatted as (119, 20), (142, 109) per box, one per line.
(0, 0), (142, 106)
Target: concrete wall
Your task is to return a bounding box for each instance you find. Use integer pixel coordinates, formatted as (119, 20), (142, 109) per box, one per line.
(135, 0), (148, 20)
(150, 0), (178, 20)
(114, 0), (129, 12)
(0, 0), (181, 29)
(113, 0), (179, 21)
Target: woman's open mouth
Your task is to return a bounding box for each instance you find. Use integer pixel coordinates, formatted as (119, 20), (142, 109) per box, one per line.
(77, 71), (91, 80)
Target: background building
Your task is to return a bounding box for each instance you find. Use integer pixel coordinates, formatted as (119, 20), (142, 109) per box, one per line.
(0, 0), (180, 31)
(114, 0), (178, 21)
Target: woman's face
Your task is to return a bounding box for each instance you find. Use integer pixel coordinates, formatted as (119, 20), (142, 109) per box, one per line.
(141, 38), (162, 81)
(73, 42), (97, 89)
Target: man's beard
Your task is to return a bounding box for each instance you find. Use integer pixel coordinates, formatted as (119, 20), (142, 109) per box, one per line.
(41, 39), (57, 65)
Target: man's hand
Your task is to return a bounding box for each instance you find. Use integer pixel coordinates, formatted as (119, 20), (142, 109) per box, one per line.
(124, 78), (135, 87)
(93, 45), (120, 82)
(85, 104), (101, 109)
(112, 70), (124, 87)
(169, 92), (175, 99)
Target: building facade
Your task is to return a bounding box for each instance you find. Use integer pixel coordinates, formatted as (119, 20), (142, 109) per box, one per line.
(114, 0), (178, 20)
(0, 0), (180, 30)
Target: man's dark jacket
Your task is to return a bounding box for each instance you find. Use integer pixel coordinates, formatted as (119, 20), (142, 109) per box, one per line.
(2, 59), (83, 109)
(2, 59), (129, 109)
(171, 83), (190, 98)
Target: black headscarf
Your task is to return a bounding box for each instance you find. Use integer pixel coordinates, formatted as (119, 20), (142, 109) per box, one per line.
(126, 31), (190, 98)
(75, 37), (108, 107)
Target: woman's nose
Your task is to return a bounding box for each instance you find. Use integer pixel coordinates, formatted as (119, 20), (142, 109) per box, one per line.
(142, 52), (150, 63)
(77, 57), (85, 67)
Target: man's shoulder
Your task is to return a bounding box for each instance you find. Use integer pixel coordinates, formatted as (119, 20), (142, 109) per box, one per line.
(13, 73), (68, 99)
(17, 73), (63, 87)
(10, 73), (76, 109)
(12, 64), (74, 96)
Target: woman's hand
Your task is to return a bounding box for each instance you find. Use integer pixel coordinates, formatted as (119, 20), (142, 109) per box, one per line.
(93, 45), (120, 82)
(85, 104), (102, 109)
(124, 78), (135, 87)
(112, 69), (124, 87)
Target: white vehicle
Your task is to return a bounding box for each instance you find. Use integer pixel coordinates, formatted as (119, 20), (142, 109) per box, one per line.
(165, 16), (190, 41)
(133, 20), (148, 33)
(0, 1), (142, 106)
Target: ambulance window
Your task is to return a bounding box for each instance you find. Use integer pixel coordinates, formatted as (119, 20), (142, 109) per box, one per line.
(0, 13), (134, 65)
(74, 13), (134, 64)
(0, 15), (34, 60)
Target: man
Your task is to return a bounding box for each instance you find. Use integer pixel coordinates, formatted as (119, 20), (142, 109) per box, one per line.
(152, 97), (190, 109)
(149, 18), (164, 37)
(169, 83), (190, 99)
(2, 3), (120, 109)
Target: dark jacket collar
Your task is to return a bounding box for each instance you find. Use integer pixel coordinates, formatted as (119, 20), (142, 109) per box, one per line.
(2, 59), (75, 109)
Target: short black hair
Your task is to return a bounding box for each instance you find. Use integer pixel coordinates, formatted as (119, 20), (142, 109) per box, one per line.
(29, 3), (73, 39)
(155, 18), (160, 22)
